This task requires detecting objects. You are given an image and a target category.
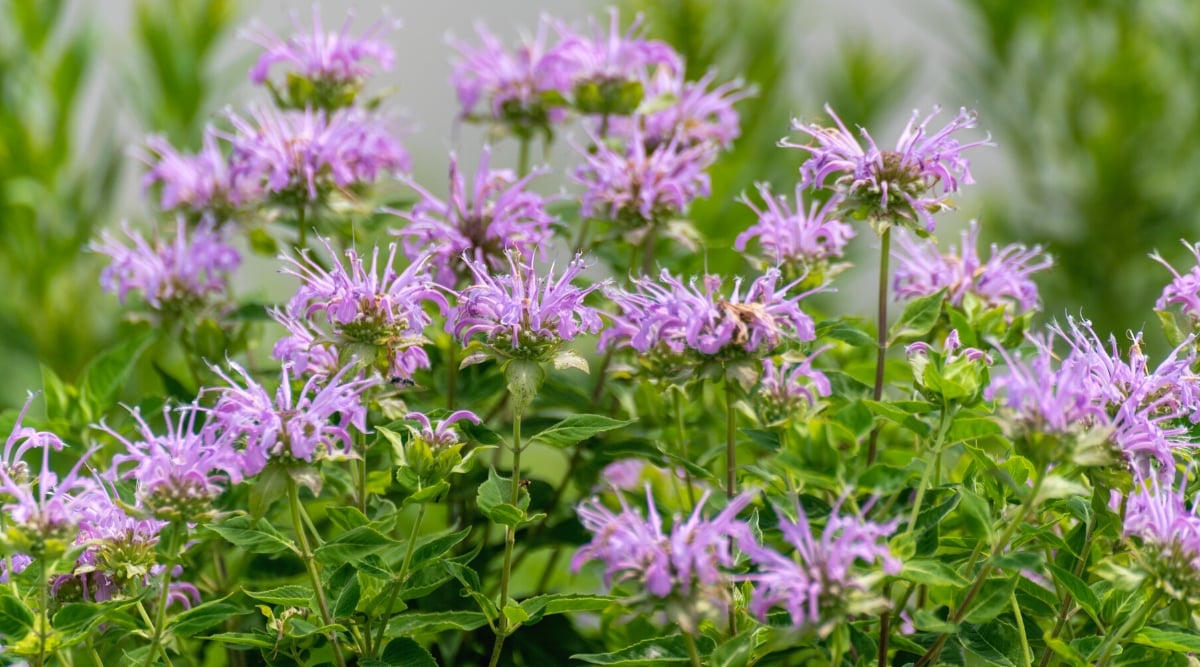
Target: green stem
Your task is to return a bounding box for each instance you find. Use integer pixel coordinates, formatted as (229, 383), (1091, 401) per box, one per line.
(297, 206), (308, 250)
(143, 523), (185, 667)
(915, 474), (1045, 667)
(1037, 516), (1097, 667)
(447, 338), (458, 410)
(683, 632), (703, 667)
(38, 555), (49, 667)
(288, 477), (346, 667)
(489, 411), (524, 667)
(903, 404), (955, 540)
(877, 582), (892, 667)
(866, 226), (892, 465)
(356, 430), (367, 515)
(1095, 589), (1163, 667)
(517, 137), (531, 177)
(725, 376), (737, 497)
(673, 390), (697, 508)
(373, 503), (427, 657)
(1012, 593), (1033, 667)
(1, 514), (15, 595)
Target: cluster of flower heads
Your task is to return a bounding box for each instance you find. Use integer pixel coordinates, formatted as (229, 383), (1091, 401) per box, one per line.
(1123, 478), (1200, 600)
(93, 218), (240, 313)
(893, 220), (1052, 317)
(602, 268), (815, 372)
(988, 316), (1200, 481)
(391, 147), (557, 288)
(736, 183), (856, 282)
(783, 105), (993, 233)
(273, 236), (446, 380)
(756, 349), (832, 425)
(573, 481), (900, 632)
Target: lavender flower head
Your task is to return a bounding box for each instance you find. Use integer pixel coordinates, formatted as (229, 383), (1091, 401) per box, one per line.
(139, 128), (258, 214)
(893, 221), (1052, 317)
(275, 236), (447, 380)
(210, 361), (377, 477)
(93, 217), (240, 312)
(1123, 478), (1200, 599)
(227, 105), (409, 202)
(757, 349), (832, 425)
(1151, 240), (1200, 327)
(742, 500), (900, 632)
(104, 404), (243, 522)
(391, 147), (557, 287)
(556, 9), (681, 90)
(573, 122), (715, 225)
(782, 105), (993, 233)
(601, 268), (816, 371)
(449, 16), (576, 132)
(735, 184), (856, 282)
(0, 434), (96, 556)
(573, 486), (754, 630)
(395, 410), (482, 485)
(245, 7), (397, 108)
(449, 252), (607, 362)
(610, 68), (750, 150)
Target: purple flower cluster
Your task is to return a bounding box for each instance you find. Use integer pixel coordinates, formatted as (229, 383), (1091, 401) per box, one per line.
(0, 396), (84, 546)
(735, 183), (856, 278)
(246, 7), (396, 100)
(1124, 479), (1200, 596)
(449, 16), (576, 130)
(742, 500), (900, 629)
(449, 253), (607, 359)
(893, 221), (1052, 316)
(227, 105), (409, 202)
(1151, 240), (1200, 325)
(557, 10), (681, 89)
(988, 317), (1200, 480)
(210, 361), (377, 477)
(392, 147), (557, 287)
(274, 237), (446, 380)
(139, 129), (259, 215)
(783, 105), (993, 232)
(405, 410), (481, 449)
(602, 269), (815, 365)
(93, 218), (241, 311)
(610, 68), (749, 149)
(757, 350), (832, 424)
(572, 487), (754, 625)
(105, 405), (244, 521)
(573, 123), (715, 224)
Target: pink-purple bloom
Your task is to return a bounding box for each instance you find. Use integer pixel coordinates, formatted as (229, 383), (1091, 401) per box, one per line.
(391, 147), (557, 287)
(1123, 479), (1200, 594)
(735, 184), (855, 277)
(758, 350), (832, 423)
(449, 253), (607, 358)
(103, 404), (243, 521)
(274, 236), (446, 380)
(449, 16), (576, 130)
(555, 9), (681, 89)
(138, 128), (258, 213)
(1151, 240), (1200, 325)
(893, 221), (1052, 316)
(782, 105), (993, 232)
(601, 268), (816, 362)
(742, 500), (900, 629)
(210, 361), (377, 476)
(93, 217), (240, 310)
(610, 68), (749, 149)
(245, 7), (396, 92)
(227, 105), (409, 201)
(573, 487), (754, 623)
(573, 123), (715, 224)
(405, 410), (481, 449)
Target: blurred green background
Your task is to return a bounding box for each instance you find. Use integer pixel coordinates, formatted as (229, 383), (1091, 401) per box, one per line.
(2, 0), (1198, 410)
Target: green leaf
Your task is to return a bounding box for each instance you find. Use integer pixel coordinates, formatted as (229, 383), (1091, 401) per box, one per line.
(248, 463), (289, 519)
(816, 320), (875, 347)
(245, 585), (313, 607)
(408, 527), (472, 573)
(961, 575), (1018, 624)
(533, 414), (633, 448)
(946, 413), (1002, 444)
(371, 637), (437, 667)
(889, 290), (945, 343)
(958, 621), (1019, 666)
(520, 594), (616, 625)
(325, 506), (371, 532)
(573, 634), (717, 665)
(314, 526), (399, 566)
(40, 364), (72, 422)
(1047, 563), (1101, 625)
(168, 595), (246, 637)
(385, 611), (488, 637)
(1132, 627), (1200, 652)
(330, 566), (361, 619)
(200, 516), (295, 555)
(52, 602), (108, 637)
(900, 559), (969, 587)
(79, 330), (155, 418)
(477, 467), (530, 528)
(202, 632), (277, 649)
(711, 629), (757, 667)
(863, 399), (932, 437)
